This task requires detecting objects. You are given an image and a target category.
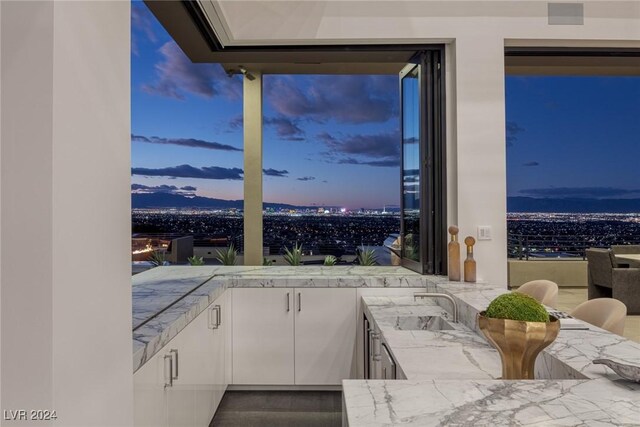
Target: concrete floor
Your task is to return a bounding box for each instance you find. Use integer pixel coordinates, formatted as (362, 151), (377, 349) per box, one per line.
(556, 287), (640, 343)
(210, 391), (342, 427)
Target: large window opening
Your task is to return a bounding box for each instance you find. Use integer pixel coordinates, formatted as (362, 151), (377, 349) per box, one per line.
(505, 51), (640, 291)
(131, 2), (244, 272)
(132, 2), (446, 273)
(261, 74), (401, 266)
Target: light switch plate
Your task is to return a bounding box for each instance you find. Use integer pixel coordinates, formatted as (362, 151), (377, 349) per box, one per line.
(477, 226), (492, 241)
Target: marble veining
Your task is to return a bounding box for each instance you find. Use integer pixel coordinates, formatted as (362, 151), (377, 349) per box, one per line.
(132, 265), (429, 372)
(343, 378), (640, 426)
(363, 297), (502, 381)
(345, 286), (640, 426)
(132, 266), (640, 426)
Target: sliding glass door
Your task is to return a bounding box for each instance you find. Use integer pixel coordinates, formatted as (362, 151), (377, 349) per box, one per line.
(399, 49), (446, 274)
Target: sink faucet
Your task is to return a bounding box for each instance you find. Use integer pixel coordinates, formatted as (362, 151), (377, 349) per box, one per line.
(413, 293), (459, 323)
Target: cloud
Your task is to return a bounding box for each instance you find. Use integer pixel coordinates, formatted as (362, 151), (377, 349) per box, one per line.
(131, 164), (243, 180)
(297, 176), (316, 181)
(131, 3), (157, 55)
(264, 75), (397, 124)
(263, 168), (289, 177)
(318, 132), (399, 159)
(337, 158), (399, 167)
(132, 134), (242, 152)
(519, 187), (640, 198)
(316, 131), (400, 167)
(506, 121), (525, 147)
(228, 115), (243, 131)
(228, 115), (305, 141)
(131, 184), (197, 196)
(522, 161), (540, 167)
(142, 41), (241, 100)
(264, 117), (305, 141)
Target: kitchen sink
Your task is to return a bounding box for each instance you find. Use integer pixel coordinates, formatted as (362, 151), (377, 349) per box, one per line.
(394, 315), (455, 331)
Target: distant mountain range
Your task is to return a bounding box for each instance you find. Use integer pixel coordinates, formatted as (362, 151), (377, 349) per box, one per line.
(132, 192), (640, 213)
(508, 197), (640, 213)
(132, 192), (325, 211)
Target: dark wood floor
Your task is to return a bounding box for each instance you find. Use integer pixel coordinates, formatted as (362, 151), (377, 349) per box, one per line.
(210, 391), (342, 427)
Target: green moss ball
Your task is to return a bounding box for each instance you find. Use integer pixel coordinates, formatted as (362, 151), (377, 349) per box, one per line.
(485, 293), (549, 322)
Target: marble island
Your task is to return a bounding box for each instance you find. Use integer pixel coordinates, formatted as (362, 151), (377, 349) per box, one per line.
(344, 283), (640, 426)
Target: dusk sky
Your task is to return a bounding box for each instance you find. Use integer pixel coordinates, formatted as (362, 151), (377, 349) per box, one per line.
(132, 2), (640, 210)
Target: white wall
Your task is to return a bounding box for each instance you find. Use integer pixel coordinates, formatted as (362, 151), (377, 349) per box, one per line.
(1, 2), (132, 426)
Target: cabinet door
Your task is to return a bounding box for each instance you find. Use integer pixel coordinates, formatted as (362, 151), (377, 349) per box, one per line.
(197, 292), (228, 425)
(232, 288), (294, 384)
(294, 288), (357, 385)
(134, 348), (168, 427)
(193, 302), (221, 427)
(165, 315), (199, 427)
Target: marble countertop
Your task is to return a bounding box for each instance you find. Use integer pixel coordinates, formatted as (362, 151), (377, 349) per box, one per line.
(132, 266), (640, 426)
(343, 378), (640, 426)
(363, 297), (501, 380)
(132, 265), (432, 372)
(344, 283), (640, 426)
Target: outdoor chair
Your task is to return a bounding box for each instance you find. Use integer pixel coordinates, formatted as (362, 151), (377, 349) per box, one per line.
(515, 280), (558, 308)
(586, 248), (640, 314)
(166, 236), (194, 264)
(570, 298), (627, 335)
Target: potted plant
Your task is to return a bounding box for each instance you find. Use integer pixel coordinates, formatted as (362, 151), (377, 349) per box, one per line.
(356, 246), (378, 266)
(187, 255), (205, 266)
(283, 243), (303, 266)
(215, 244), (238, 266)
(323, 255), (337, 266)
(478, 293), (559, 379)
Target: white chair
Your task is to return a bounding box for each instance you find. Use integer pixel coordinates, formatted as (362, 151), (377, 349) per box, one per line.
(515, 280), (558, 308)
(570, 298), (627, 335)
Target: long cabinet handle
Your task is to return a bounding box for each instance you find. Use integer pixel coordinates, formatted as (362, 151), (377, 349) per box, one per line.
(170, 349), (179, 380)
(286, 292), (290, 312)
(164, 354), (173, 388)
(297, 292), (301, 312)
(209, 305), (221, 329)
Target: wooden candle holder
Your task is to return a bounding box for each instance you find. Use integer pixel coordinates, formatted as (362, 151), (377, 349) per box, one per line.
(464, 236), (476, 283)
(448, 226), (461, 281)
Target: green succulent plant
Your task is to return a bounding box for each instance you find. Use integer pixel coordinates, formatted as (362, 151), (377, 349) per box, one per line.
(187, 255), (205, 266)
(323, 255), (337, 266)
(485, 293), (549, 323)
(148, 250), (167, 267)
(283, 243), (303, 266)
(215, 244), (237, 266)
(263, 257), (273, 266)
(357, 246), (378, 266)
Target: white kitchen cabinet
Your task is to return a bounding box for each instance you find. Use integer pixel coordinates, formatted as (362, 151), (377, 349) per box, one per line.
(231, 288), (357, 386)
(232, 288), (295, 384)
(134, 290), (229, 427)
(195, 291), (229, 426)
(355, 287), (426, 379)
(294, 288), (357, 385)
(133, 346), (168, 427)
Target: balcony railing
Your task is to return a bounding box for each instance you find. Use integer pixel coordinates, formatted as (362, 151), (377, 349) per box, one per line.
(508, 234), (640, 260)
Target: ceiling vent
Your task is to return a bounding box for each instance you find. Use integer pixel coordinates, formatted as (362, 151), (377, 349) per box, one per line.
(548, 3), (584, 25)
